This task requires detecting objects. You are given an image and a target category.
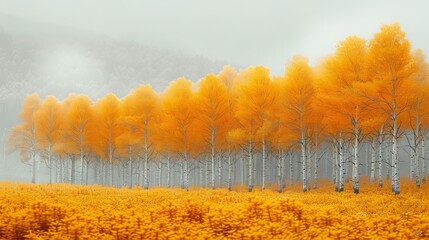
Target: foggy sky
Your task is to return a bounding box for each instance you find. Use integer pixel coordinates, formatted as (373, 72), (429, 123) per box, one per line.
(1, 0), (428, 75)
(0, 0), (424, 183)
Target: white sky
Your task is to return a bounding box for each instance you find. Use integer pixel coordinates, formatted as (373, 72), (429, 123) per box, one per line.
(0, 0), (428, 75)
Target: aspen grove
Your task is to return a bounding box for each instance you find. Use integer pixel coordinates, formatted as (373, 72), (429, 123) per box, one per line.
(8, 23), (429, 194)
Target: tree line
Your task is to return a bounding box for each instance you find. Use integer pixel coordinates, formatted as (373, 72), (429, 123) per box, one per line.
(7, 23), (429, 194)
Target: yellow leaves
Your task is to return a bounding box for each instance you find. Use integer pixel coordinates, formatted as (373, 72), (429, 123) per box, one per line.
(20, 93), (41, 123)
(162, 77), (196, 130)
(161, 77), (198, 154)
(195, 74), (229, 147)
(235, 66), (278, 140)
(34, 96), (62, 146)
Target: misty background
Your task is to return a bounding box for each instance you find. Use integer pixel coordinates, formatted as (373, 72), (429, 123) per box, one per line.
(0, 0), (428, 182)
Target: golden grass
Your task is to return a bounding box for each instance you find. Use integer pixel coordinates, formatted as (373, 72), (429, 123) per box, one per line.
(0, 178), (428, 239)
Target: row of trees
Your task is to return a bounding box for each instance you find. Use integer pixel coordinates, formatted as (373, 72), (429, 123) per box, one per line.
(8, 23), (429, 194)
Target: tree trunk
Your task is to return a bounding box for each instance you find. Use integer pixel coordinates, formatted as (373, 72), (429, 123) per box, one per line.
(129, 146), (133, 188)
(370, 139), (376, 183)
(410, 141), (416, 180)
(59, 159), (63, 183)
(159, 159), (163, 187)
(228, 143), (232, 191)
(31, 152), (36, 183)
(335, 147), (339, 191)
(184, 128), (189, 191)
(339, 131), (345, 192)
(277, 148), (282, 193)
(313, 134), (319, 190)
(248, 139), (253, 192)
(392, 111), (400, 194)
(211, 127), (216, 189)
(241, 155), (245, 185)
(144, 152), (149, 189)
(71, 155), (76, 184)
(48, 143), (52, 184)
(413, 139), (420, 187)
(281, 153), (286, 189)
(85, 160), (89, 185)
(353, 122), (360, 194)
(144, 122), (149, 189)
(93, 158), (98, 185)
(422, 136), (426, 183)
(167, 155), (171, 187)
(218, 150), (223, 188)
(205, 157), (209, 188)
(301, 132), (307, 192)
(80, 142), (84, 185)
(331, 149), (335, 184)
(378, 126), (384, 188)
(109, 135), (114, 186)
(180, 161), (184, 189)
(289, 153), (294, 186)
(307, 146), (311, 191)
(262, 131), (267, 190)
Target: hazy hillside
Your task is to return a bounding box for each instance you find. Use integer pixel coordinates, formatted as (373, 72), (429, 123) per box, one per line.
(0, 14), (234, 129)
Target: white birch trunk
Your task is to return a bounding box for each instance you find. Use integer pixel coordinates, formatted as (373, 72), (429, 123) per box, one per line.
(410, 139), (416, 180)
(289, 153), (293, 186)
(353, 122), (359, 194)
(144, 120), (149, 189)
(332, 149), (336, 184)
(378, 126), (384, 188)
(109, 127), (114, 186)
(31, 152), (36, 183)
(218, 150), (223, 188)
(262, 131), (266, 190)
(281, 152), (286, 189)
(248, 139), (253, 192)
(228, 143), (232, 191)
(392, 111), (400, 194)
(71, 155), (76, 184)
(410, 144), (420, 187)
(307, 146), (311, 190)
(211, 127), (216, 189)
(180, 161), (184, 189)
(167, 155), (171, 187)
(129, 146), (133, 187)
(205, 157), (209, 188)
(277, 148), (282, 193)
(370, 139), (376, 183)
(85, 160), (89, 185)
(80, 131), (84, 185)
(339, 131), (345, 192)
(159, 159), (163, 187)
(335, 148), (339, 191)
(48, 143), (52, 184)
(313, 134), (319, 190)
(422, 136), (426, 183)
(59, 159), (63, 183)
(301, 135), (307, 192)
(184, 128), (189, 191)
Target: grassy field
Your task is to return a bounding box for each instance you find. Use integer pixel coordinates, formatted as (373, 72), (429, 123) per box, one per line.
(0, 179), (428, 239)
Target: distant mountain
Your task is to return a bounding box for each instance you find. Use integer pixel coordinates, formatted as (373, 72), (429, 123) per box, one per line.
(0, 13), (237, 130)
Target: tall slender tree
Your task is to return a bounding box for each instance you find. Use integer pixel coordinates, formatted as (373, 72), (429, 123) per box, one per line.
(235, 66), (278, 191)
(64, 94), (93, 184)
(364, 23), (417, 194)
(161, 78), (197, 191)
(7, 93), (41, 183)
(35, 96), (62, 184)
(195, 74), (229, 189)
(279, 56), (314, 192)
